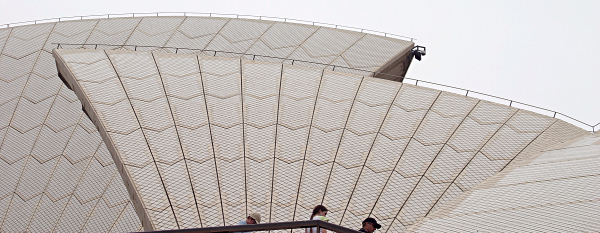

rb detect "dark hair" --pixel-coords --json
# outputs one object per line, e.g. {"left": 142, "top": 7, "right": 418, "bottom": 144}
{"left": 310, "top": 205, "right": 328, "bottom": 220}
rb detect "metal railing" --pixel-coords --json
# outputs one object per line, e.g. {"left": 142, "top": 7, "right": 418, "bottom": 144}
{"left": 1, "top": 12, "right": 415, "bottom": 41}
{"left": 52, "top": 43, "right": 599, "bottom": 133}
{"left": 156, "top": 220, "right": 360, "bottom": 233}
{"left": 53, "top": 43, "right": 385, "bottom": 75}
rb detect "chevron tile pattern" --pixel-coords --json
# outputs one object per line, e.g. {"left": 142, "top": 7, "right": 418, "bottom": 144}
{"left": 0, "top": 16, "right": 595, "bottom": 232}
{"left": 51, "top": 48, "right": 591, "bottom": 232}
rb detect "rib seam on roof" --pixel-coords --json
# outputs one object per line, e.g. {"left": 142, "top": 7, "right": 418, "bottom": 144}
{"left": 50, "top": 139, "right": 97, "bottom": 231}
{"left": 196, "top": 54, "right": 226, "bottom": 226}
{"left": 241, "top": 21, "right": 276, "bottom": 57}
{"left": 0, "top": 22, "right": 58, "bottom": 229}
{"left": 27, "top": 106, "right": 97, "bottom": 230}
{"left": 423, "top": 108, "right": 520, "bottom": 219}
{"left": 152, "top": 52, "right": 203, "bottom": 227}
{"left": 291, "top": 68, "right": 326, "bottom": 221}
{"left": 120, "top": 18, "right": 143, "bottom": 47}
{"left": 239, "top": 58, "right": 249, "bottom": 219}
{"left": 78, "top": 169, "right": 120, "bottom": 231}
{"left": 384, "top": 99, "right": 481, "bottom": 232}
{"left": 325, "top": 33, "right": 367, "bottom": 68}
{"left": 267, "top": 63, "right": 284, "bottom": 223}
{"left": 107, "top": 199, "right": 133, "bottom": 231}
{"left": 320, "top": 76, "right": 365, "bottom": 207}
{"left": 367, "top": 89, "right": 442, "bottom": 218}
{"left": 500, "top": 118, "right": 558, "bottom": 172}
{"left": 159, "top": 16, "right": 188, "bottom": 49}
{"left": 105, "top": 50, "right": 179, "bottom": 230}
{"left": 80, "top": 19, "right": 100, "bottom": 45}
{"left": 282, "top": 26, "right": 319, "bottom": 61}
{"left": 339, "top": 80, "right": 404, "bottom": 224}
{"left": 200, "top": 18, "right": 231, "bottom": 52}
{"left": 0, "top": 27, "right": 13, "bottom": 55}
{"left": 0, "top": 22, "right": 57, "bottom": 158}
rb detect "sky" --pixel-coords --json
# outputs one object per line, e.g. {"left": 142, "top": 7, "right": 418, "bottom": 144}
{"left": 1, "top": 0, "right": 598, "bottom": 131}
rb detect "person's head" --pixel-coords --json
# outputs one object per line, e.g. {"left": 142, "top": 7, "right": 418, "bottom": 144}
{"left": 246, "top": 212, "right": 261, "bottom": 224}
{"left": 362, "top": 218, "right": 381, "bottom": 233}
{"left": 310, "top": 205, "right": 328, "bottom": 219}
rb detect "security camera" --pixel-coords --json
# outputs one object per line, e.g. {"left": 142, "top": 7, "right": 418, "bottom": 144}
{"left": 412, "top": 46, "right": 426, "bottom": 61}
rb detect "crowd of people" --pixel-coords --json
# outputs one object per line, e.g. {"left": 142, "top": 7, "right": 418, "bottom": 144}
{"left": 235, "top": 205, "right": 381, "bottom": 233}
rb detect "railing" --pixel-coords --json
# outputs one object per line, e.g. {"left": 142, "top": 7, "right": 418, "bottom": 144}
{"left": 155, "top": 220, "right": 360, "bottom": 233}
{"left": 52, "top": 43, "right": 599, "bottom": 133}
{"left": 53, "top": 43, "right": 383, "bottom": 75}
{"left": 1, "top": 12, "right": 416, "bottom": 41}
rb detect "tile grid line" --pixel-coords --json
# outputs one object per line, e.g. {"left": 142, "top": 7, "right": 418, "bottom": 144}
{"left": 421, "top": 108, "right": 520, "bottom": 219}
{"left": 384, "top": 98, "right": 482, "bottom": 232}
{"left": 16, "top": 81, "right": 68, "bottom": 191}
{"left": 107, "top": 198, "right": 135, "bottom": 231}
{"left": 64, "top": 23, "right": 129, "bottom": 231}
{"left": 0, "top": 27, "right": 13, "bottom": 56}
{"left": 52, "top": 28, "right": 131, "bottom": 229}
{"left": 158, "top": 16, "right": 187, "bottom": 49}
{"left": 282, "top": 27, "right": 320, "bottom": 61}
{"left": 387, "top": 98, "right": 483, "bottom": 230}
{"left": 26, "top": 116, "right": 90, "bottom": 230}
{"left": 0, "top": 26, "right": 14, "bottom": 150}
{"left": 0, "top": 156, "right": 32, "bottom": 229}
{"left": 239, "top": 58, "right": 249, "bottom": 220}
{"left": 104, "top": 50, "right": 180, "bottom": 230}
{"left": 21, "top": 159, "right": 62, "bottom": 230}
{"left": 22, "top": 21, "right": 104, "bottom": 226}
{"left": 78, "top": 169, "right": 120, "bottom": 231}
{"left": 422, "top": 197, "right": 600, "bottom": 224}
{"left": 291, "top": 68, "right": 326, "bottom": 221}
{"left": 26, "top": 110, "right": 99, "bottom": 230}
{"left": 484, "top": 173, "right": 600, "bottom": 189}
{"left": 151, "top": 52, "right": 203, "bottom": 227}
{"left": 366, "top": 89, "right": 443, "bottom": 218}
{"left": 338, "top": 81, "right": 404, "bottom": 224}
{"left": 0, "top": 22, "right": 57, "bottom": 160}
{"left": 0, "top": 13, "right": 417, "bottom": 41}
{"left": 120, "top": 18, "right": 144, "bottom": 47}
{"left": 240, "top": 21, "right": 276, "bottom": 57}
{"left": 0, "top": 22, "right": 59, "bottom": 229}
{"left": 195, "top": 55, "right": 226, "bottom": 226}
{"left": 200, "top": 19, "right": 231, "bottom": 52}
{"left": 49, "top": 127, "right": 97, "bottom": 231}
{"left": 267, "top": 63, "right": 285, "bottom": 223}
{"left": 80, "top": 19, "right": 101, "bottom": 45}
{"left": 56, "top": 42, "right": 598, "bottom": 132}
{"left": 320, "top": 75, "right": 365, "bottom": 206}
{"left": 325, "top": 33, "right": 367, "bottom": 68}
{"left": 499, "top": 118, "right": 559, "bottom": 172}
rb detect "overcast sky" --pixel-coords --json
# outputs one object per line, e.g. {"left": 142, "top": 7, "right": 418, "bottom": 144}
{"left": 1, "top": 0, "right": 598, "bottom": 131}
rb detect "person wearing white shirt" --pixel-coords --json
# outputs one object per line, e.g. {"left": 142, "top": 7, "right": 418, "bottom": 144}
{"left": 307, "top": 205, "right": 328, "bottom": 233}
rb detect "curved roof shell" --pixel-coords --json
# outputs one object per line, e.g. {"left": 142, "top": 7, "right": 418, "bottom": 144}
{"left": 409, "top": 133, "right": 600, "bottom": 232}
{"left": 0, "top": 16, "right": 413, "bottom": 232}
{"left": 0, "top": 15, "right": 597, "bottom": 232}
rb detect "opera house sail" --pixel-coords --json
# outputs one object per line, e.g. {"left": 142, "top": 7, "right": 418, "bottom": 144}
{"left": 0, "top": 14, "right": 598, "bottom": 232}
